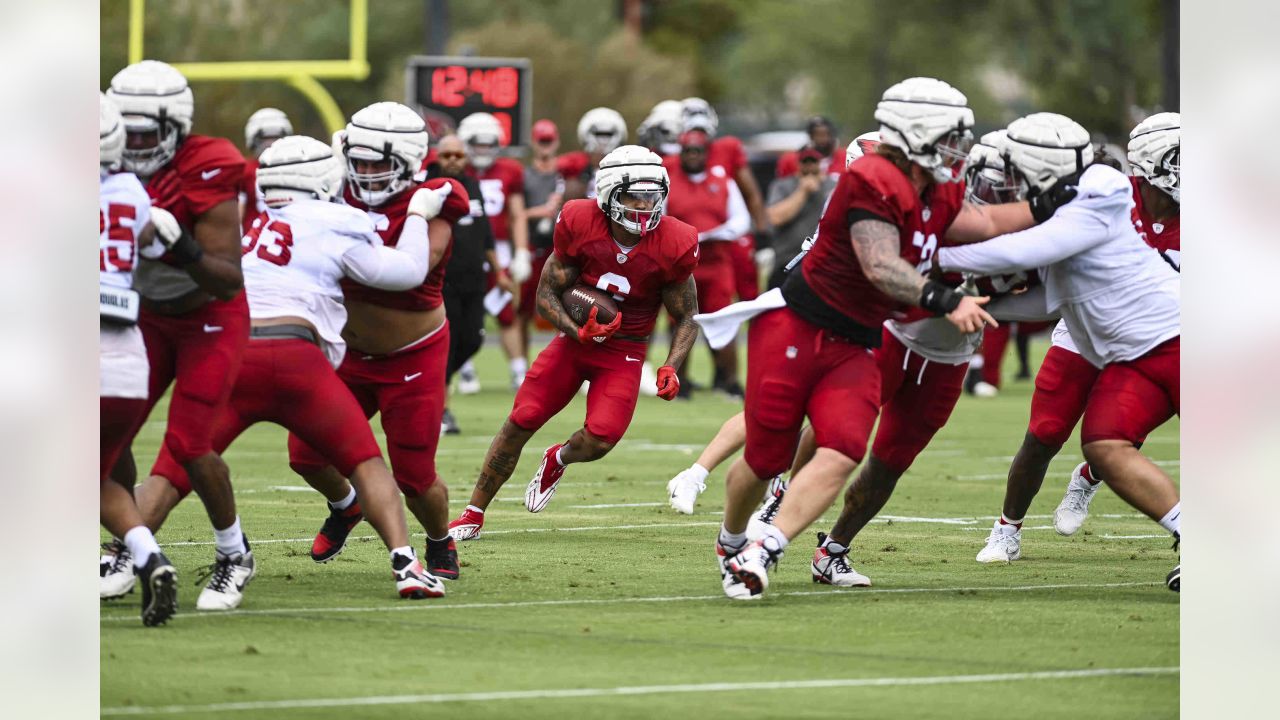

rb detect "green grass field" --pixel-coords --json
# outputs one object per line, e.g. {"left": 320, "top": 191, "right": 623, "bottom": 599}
{"left": 101, "top": 338, "right": 1179, "bottom": 718}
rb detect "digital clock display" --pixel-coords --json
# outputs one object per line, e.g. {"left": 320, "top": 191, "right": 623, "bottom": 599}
{"left": 406, "top": 56, "right": 532, "bottom": 146}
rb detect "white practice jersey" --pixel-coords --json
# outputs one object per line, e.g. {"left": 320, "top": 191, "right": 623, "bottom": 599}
{"left": 100, "top": 171, "right": 152, "bottom": 290}
{"left": 937, "top": 165, "right": 1179, "bottom": 368}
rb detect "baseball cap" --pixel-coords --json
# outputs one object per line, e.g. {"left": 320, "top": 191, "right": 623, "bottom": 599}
{"left": 532, "top": 119, "right": 559, "bottom": 142}
{"left": 797, "top": 146, "right": 825, "bottom": 163}
{"left": 679, "top": 128, "right": 710, "bottom": 149}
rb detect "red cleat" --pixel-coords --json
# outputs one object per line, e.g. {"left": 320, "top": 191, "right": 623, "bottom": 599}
{"left": 523, "top": 443, "right": 567, "bottom": 513}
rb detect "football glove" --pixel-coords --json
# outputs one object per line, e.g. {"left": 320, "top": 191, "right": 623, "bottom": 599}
{"left": 576, "top": 305, "right": 621, "bottom": 344}
{"left": 140, "top": 207, "right": 202, "bottom": 265}
{"left": 655, "top": 365, "right": 680, "bottom": 401}
{"left": 408, "top": 183, "right": 453, "bottom": 220}
{"left": 509, "top": 247, "right": 533, "bottom": 283}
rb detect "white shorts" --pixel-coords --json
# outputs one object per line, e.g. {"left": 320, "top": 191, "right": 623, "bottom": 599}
{"left": 100, "top": 324, "right": 149, "bottom": 400}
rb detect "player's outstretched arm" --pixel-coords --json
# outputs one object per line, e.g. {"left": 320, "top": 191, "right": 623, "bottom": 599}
{"left": 534, "top": 251, "right": 583, "bottom": 336}
{"left": 660, "top": 275, "right": 700, "bottom": 369}
{"left": 945, "top": 201, "right": 1035, "bottom": 244}
{"left": 187, "top": 199, "right": 245, "bottom": 300}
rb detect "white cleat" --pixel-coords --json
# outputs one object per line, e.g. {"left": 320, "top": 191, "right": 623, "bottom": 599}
{"left": 716, "top": 543, "right": 755, "bottom": 601}
{"left": 746, "top": 475, "right": 786, "bottom": 540}
{"left": 725, "top": 540, "right": 783, "bottom": 599}
{"left": 393, "top": 556, "right": 446, "bottom": 599}
{"left": 811, "top": 533, "right": 871, "bottom": 587}
{"left": 976, "top": 526, "right": 1022, "bottom": 564}
{"left": 100, "top": 542, "right": 136, "bottom": 600}
{"left": 523, "top": 444, "right": 567, "bottom": 513}
{"left": 457, "top": 363, "right": 481, "bottom": 395}
{"left": 972, "top": 381, "right": 999, "bottom": 398}
{"left": 196, "top": 551, "right": 256, "bottom": 611}
{"left": 666, "top": 468, "right": 706, "bottom": 515}
{"left": 1054, "top": 462, "right": 1100, "bottom": 536}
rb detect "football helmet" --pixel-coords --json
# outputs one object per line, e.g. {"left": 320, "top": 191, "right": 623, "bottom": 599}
{"left": 245, "top": 108, "right": 293, "bottom": 157}
{"left": 1002, "top": 112, "right": 1093, "bottom": 197}
{"left": 638, "top": 100, "right": 683, "bottom": 151}
{"left": 964, "top": 130, "right": 1019, "bottom": 205}
{"left": 100, "top": 93, "right": 125, "bottom": 172}
{"left": 1128, "top": 112, "right": 1180, "bottom": 203}
{"left": 106, "top": 60, "right": 194, "bottom": 177}
{"left": 256, "top": 135, "right": 344, "bottom": 207}
{"left": 342, "top": 102, "right": 429, "bottom": 207}
{"left": 874, "top": 77, "right": 974, "bottom": 184}
{"left": 681, "top": 97, "right": 719, "bottom": 137}
{"left": 577, "top": 107, "right": 628, "bottom": 155}
{"left": 457, "top": 112, "right": 505, "bottom": 170}
{"left": 595, "top": 145, "right": 669, "bottom": 235}
{"left": 844, "top": 131, "right": 882, "bottom": 169}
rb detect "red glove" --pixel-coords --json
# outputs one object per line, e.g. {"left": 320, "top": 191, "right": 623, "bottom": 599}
{"left": 655, "top": 365, "right": 680, "bottom": 400}
{"left": 576, "top": 305, "right": 622, "bottom": 344}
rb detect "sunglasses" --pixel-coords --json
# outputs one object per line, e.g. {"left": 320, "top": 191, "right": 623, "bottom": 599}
{"left": 437, "top": 152, "right": 466, "bottom": 160}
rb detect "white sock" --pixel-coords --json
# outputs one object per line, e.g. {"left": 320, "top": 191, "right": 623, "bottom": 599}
{"left": 687, "top": 463, "right": 710, "bottom": 483}
{"left": 390, "top": 546, "right": 416, "bottom": 564}
{"left": 214, "top": 517, "right": 246, "bottom": 557}
{"left": 510, "top": 357, "right": 528, "bottom": 376}
{"left": 820, "top": 534, "right": 848, "bottom": 555}
{"left": 124, "top": 526, "right": 161, "bottom": 570}
{"left": 1158, "top": 503, "right": 1181, "bottom": 535}
{"left": 997, "top": 514, "right": 1022, "bottom": 533}
{"left": 718, "top": 526, "right": 747, "bottom": 550}
{"left": 555, "top": 445, "right": 567, "bottom": 466}
{"left": 460, "top": 360, "right": 476, "bottom": 376}
{"left": 466, "top": 504, "right": 485, "bottom": 515}
{"left": 329, "top": 486, "right": 357, "bottom": 511}
{"left": 760, "top": 524, "right": 789, "bottom": 554}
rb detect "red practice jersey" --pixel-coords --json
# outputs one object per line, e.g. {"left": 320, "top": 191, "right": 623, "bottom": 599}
{"left": 1129, "top": 176, "right": 1180, "bottom": 258}
{"left": 663, "top": 159, "right": 732, "bottom": 232}
{"left": 802, "top": 153, "right": 964, "bottom": 328}
{"left": 707, "top": 136, "right": 748, "bottom": 177}
{"left": 239, "top": 157, "right": 262, "bottom": 238}
{"left": 468, "top": 157, "right": 525, "bottom": 241}
{"left": 145, "top": 135, "right": 246, "bottom": 230}
{"left": 338, "top": 177, "right": 471, "bottom": 312}
{"left": 552, "top": 199, "right": 699, "bottom": 338}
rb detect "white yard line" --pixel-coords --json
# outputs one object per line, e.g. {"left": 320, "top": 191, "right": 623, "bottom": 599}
{"left": 100, "top": 581, "right": 1159, "bottom": 624}
{"left": 100, "top": 666, "right": 1177, "bottom": 715}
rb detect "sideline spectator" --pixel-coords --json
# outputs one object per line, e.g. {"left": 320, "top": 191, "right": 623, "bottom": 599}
{"left": 762, "top": 147, "right": 836, "bottom": 288}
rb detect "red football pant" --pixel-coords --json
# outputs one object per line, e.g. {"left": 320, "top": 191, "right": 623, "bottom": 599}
{"left": 518, "top": 248, "right": 551, "bottom": 320}
{"left": 1081, "top": 337, "right": 1180, "bottom": 444}
{"left": 508, "top": 335, "right": 645, "bottom": 445}
{"left": 870, "top": 330, "right": 968, "bottom": 474}
{"left": 742, "top": 308, "right": 881, "bottom": 478}
{"left": 693, "top": 241, "right": 736, "bottom": 314}
{"left": 730, "top": 234, "right": 759, "bottom": 301}
{"left": 138, "top": 294, "right": 249, "bottom": 465}
{"left": 288, "top": 324, "right": 449, "bottom": 497}
{"left": 1027, "top": 344, "right": 1101, "bottom": 447}
{"left": 980, "top": 324, "right": 1012, "bottom": 387}
{"left": 101, "top": 397, "right": 147, "bottom": 483}
{"left": 154, "top": 338, "right": 383, "bottom": 497}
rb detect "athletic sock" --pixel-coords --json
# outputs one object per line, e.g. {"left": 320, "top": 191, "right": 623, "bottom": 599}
{"left": 555, "top": 445, "right": 567, "bottom": 466}
{"left": 1080, "top": 463, "right": 1103, "bottom": 486}
{"left": 214, "top": 517, "right": 247, "bottom": 557}
{"left": 1158, "top": 503, "right": 1181, "bottom": 535}
{"left": 760, "top": 525, "right": 789, "bottom": 554}
{"left": 510, "top": 357, "right": 528, "bottom": 376}
{"left": 997, "top": 514, "right": 1023, "bottom": 532}
{"left": 820, "top": 534, "right": 848, "bottom": 555}
{"left": 329, "top": 486, "right": 357, "bottom": 511}
{"left": 718, "top": 526, "right": 747, "bottom": 551}
{"left": 390, "top": 546, "right": 416, "bottom": 565}
{"left": 465, "top": 504, "right": 486, "bottom": 516}
{"left": 124, "top": 526, "right": 161, "bottom": 570}
{"left": 687, "top": 463, "right": 710, "bottom": 483}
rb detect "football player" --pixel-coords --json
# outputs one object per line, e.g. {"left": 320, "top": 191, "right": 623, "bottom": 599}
{"left": 970, "top": 113, "right": 1181, "bottom": 565}
{"left": 458, "top": 112, "right": 533, "bottom": 388}
{"left": 103, "top": 60, "right": 250, "bottom": 605}
{"left": 448, "top": 145, "right": 700, "bottom": 540}
{"left": 718, "top": 78, "right": 1077, "bottom": 600}
{"left": 98, "top": 93, "right": 178, "bottom": 626}
{"left": 239, "top": 108, "right": 293, "bottom": 236}
{"left": 130, "top": 136, "right": 455, "bottom": 606}
{"left": 935, "top": 112, "right": 1181, "bottom": 590}
{"left": 557, "top": 107, "right": 628, "bottom": 201}
{"left": 637, "top": 100, "right": 683, "bottom": 157}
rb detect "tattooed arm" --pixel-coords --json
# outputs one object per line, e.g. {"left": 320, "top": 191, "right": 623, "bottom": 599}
{"left": 535, "top": 251, "right": 583, "bottom": 336}
{"left": 850, "top": 218, "right": 927, "bottom": 304}
{"left": 660, "top": 275, "right": 700, "bottom": 368}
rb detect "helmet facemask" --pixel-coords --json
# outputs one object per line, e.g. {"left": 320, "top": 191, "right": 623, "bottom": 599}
{"left": 608, "top": 180, "right": 667, "bottom": 236}
{"left": 344, "top": 143, "right": 412, "bottom": 206}
{"left": 121, "top": 112, "right": 182, "bottom": 177}
{"left": 1150, "top": 146, "right": 1180, "bottom": 203}
{"left": 466, "top": 135, "right": 500, "bottom": 171}
{"left": 922, "top": 127, "right": 974, "bottom": 184}
{"left": 965, "top": 160, "right": 1020, "bottom": 206}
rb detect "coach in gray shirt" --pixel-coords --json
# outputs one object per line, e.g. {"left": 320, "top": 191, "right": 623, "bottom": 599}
{"left": 764, "top": 146, "right": 837, "bottom": 289}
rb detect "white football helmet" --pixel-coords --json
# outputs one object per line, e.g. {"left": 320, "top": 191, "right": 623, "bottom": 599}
{"left": 1002, "top": 113, "right": 1093, "bottom": 197}
{"left": 342, "top": 102, "right": 429, "bottom": 207}
{"left": 100, "top": 93, "right": 125, "bottom": 172}
{"left": 874, "top": 77, "right": 974, "bottom": 184}
{"left": 595, "top": 145, "right": 669, "bottom": 235}
{"left": 256, "top": 135, "right": 344, "bottom": 207}
{"left": 964, "top": 130, "right": 1019, "bottom": 205}
{"left": 106, "top": 60, "right": 194, "bottom": 177}
{"left": 1128, "top": 112, "right": 1179, "bottom": 203}
{"left": 681, "top": 97, "right": 719, "bottom": 137}
{"left": 844, "top": 131, "right": 882, "bottom": 169}
{"left": 245, "top": 108, "right": 293, "bottom": 157}
{"left": 457, "top": 112, "right": 505, "bottom": 170}
{"left": 577, "top": 107, "right": 628, "bottom": 155}
{"left": 638, "top": 100, "right": 683, "bottom": 151}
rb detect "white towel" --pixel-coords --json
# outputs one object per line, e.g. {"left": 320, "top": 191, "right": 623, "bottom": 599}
{"left": 693, "top": 287, "right": 787, "bottom": 350}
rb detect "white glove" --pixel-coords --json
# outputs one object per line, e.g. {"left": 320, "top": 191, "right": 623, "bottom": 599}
{"left": 754, "top": 247, "right": 776, "bottom": 275}
{"left": 139, "top": 207, "right": 183, "bottom": 260}
{"left": 509, "top": 247, "right": 533, "bottom": 283}
{"left": 408, "top": 184, "right": 453, "bottom": 220}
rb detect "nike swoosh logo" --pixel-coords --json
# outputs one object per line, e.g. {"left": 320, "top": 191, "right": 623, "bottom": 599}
{"left": 203, "top": 324, "right": 223, "bottom": 333}
{"left": 404, "top": 372, "right": 423, "bottom": 382}
{"left": 201, "top": 168, "right": 222, "bottom": 181}
{"left": 625, "top": 356, "right": 641, "bottom": 362}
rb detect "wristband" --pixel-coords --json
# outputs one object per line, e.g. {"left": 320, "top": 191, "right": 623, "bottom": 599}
{"left": 920, "top": 280, "right": 963, "bottom": 316}
{"left": 170, "top": 229, "right": 204, "bottom": 266}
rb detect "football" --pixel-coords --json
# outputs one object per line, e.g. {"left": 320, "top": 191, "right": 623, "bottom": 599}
{"left": 561, "top": 284, "right": 619, "bottom": 326}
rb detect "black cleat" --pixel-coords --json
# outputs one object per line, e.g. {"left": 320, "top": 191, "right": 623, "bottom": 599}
{"left": 1166, "top": 564, "right": 1180, "bottom": 593}
{"left": 311, "top": 500, "right": 363, "bottom": 563}
{"left": 425, "top": 537, "right": 460, "bottom": 581}
{"left": 137, "top": 551, "right": 178, "bottom": 627}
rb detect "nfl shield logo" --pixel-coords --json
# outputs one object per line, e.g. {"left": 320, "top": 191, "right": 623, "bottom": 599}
{"left": 922, "top": 208, "right": 932, "bottom": 223}
{"left": 616, "top": 252, "right": 628, "bottom": 264}
{"left": 1152, "top": 222, "right": 1164, "bottom": 234}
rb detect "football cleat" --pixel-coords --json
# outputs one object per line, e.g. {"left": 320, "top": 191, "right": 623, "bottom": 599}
{"left": 976, "top": 525, "right": 1022, "bottom": 563}
{"left": 811, "top": 532, "right": 871, "bottom": 587}
{"left": 425, "top": 537, "right": 460, "bottom": 581}
{"left": 441, "top": 407, "right": 461, "bottom": 435}
{"left": 100, "top": 540, "right": 135, "bottom": 600}
{"left": 310, "top": 500, "right": 364, "bottom": 563}
{"left": 195, "top": 551, "right": 256, "bottom": 611}
{"left": 972, "top": 381, "right": 999, "bottom": 398}
{"left": 456, "top": 363, "right": 481, "bottom": 395}
{"left": 137, "top": 551, "right": 178, "bottom": 627}
{"left": 393, "top": 554, "right": 445, "bottom": 599}
{"left": 448, "top": 507, "right": 485, "bottom": 541}
{"left": 725, "top": 539, "right": 784, "bottom": 599}
{"left": 1053, "top": 463, "right": 1099, "bottom": 536}
{"left": 716, "top": 542, "right": 754, "bottom": 601}
{"left": 524, "top": 443, "right": 567, "bottom": 513}
{"left": 1166, "top": 563, "right": 1180, "bottom": 593}
{"left": 666, "top": 468, "right": 706, "bottom": 515}
{"left": 746, "top": 475, "right": 787, "bottom": 540}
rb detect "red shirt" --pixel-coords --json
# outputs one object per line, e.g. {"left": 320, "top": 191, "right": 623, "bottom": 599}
{"left": 338, "top": 177, "right": 471, "bottom": 312}
{"left": 707, "top": 136, "right": 748, "bottom": 177}
{"left": 801, "top": 153, "right": 964, "bottom": 328}
{"left": 663, "top": 159, "right": 731, "bottom": 233}
{"left": 145, "top": 134, "right": 246, "bottom": 231}
{"left": 775, "top": 144, "right": 846, "bottom": 179}
{"left": 556, "top": 151, "right": 591, "bottom": 182}
{"left": 467, "top": 157, "right": 525, "bottom": 241}
{"left": 1129, "top": 176, "right": 1180, "bottom": 256}
{"left": 552, "top": 199, "right": 699, "bottom": 338}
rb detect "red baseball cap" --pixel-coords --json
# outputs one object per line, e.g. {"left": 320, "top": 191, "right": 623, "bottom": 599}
{"left": 679, "top": 128, "right": 710, "bottom": 149}
{"left": 797, "top": 146, "right": 825, "bottom": 163}
{"left": 532, "top": 119, "right": 559, "bottom": 142}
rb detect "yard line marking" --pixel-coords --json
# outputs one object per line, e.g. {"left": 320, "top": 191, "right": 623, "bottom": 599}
{"left": 1102, "top": 534, "right": 1167, "bottom": 539}
{"left": 99, "top": 666, "right": 1178, "bottom": 715}
{"left": 566, "top": 502, "right": 668, "bottom": 509}
{"left": 100, "top": 581, "right": 1158, "bottom": 623}
{"left": 878, "top": 515, "right": 978, "bottom": 525}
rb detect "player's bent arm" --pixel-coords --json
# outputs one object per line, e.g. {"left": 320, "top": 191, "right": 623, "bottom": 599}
{"left": 945, "top": 202, "right": 1035, "bottom": 244}
{"left": 660, "top": 275, "right": 700, "bottom": 368}
{"left": 535, "top": 251, "right": 583, "bottom": 336}
{"left": 766, "top": 185, "right": 809, "bottom": 228}
{"left": 937, "top": 209, "right": 1109, "bottom": 276}
{"left": 188, "top": 199, "right": 245, "bottom": 300}
{"left": 850, "top": 218, "right": 926, "bottom": 304}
